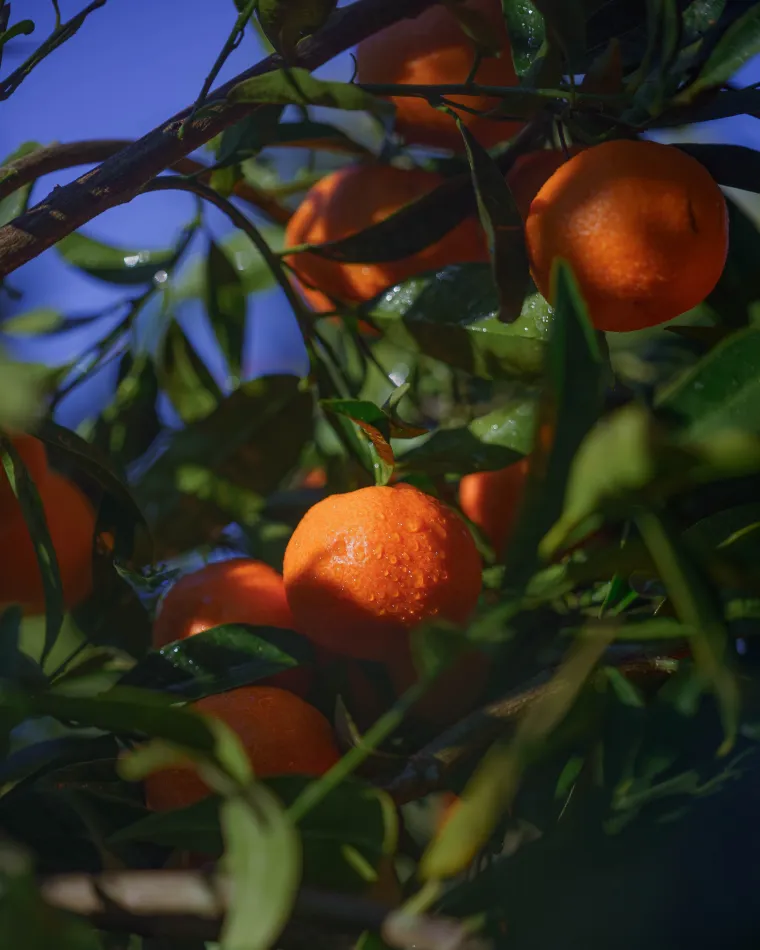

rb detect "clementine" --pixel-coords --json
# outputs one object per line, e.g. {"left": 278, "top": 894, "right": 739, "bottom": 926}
{"left": 0, "top": 471, "right": 94, "bottom": 614}
{"left": 0, "top": 434, "right": 48, "bottom": 523}
{"left": 145, "top": 685, "right": 340, "bottom": 811}
{"left": 356, "top": 0, "right": 521, "bottom": 151}
{"left": 283, "top": 484, "right": 482, "bottom": 662}
{"left": 153, "top": 558, "right": 312, "bottom": 698}
{"left": 525, "top": 139, "right": 729, "bottom": 332}
{"left": 285, "top": 163, "right": 487, "bottom": 312}
{"left": 459, "top": 457, "right": 529, "bottom": 559}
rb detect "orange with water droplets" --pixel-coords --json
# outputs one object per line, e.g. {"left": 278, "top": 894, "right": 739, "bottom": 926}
{"left": 525, "top": 139, "right": 729, "bottom": 332}
{"left": 0, "top": 433, "right": 48, "bottom": 523}
{"left": 459, "top": 457, "right": 529, "bottom": 559}
{"left": 145, "top": 685, "right": 340, "bottom": 811}
{"left": 356, "top": 0, "right": 521, "bottom": 151}
{"left": 0, "top": 471, "right": 95, "bottom": 615}
{"left": 153, "top": 558, "right": 312, "bottom": 698}
{"left": 283, "top": 484, "right": 482, "bottom": 662}
{"left": 285, "top": 164, "right": 487, "bottom": 313}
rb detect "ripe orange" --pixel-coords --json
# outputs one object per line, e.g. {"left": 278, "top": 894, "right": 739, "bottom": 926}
{"left": 387, "top": 644, "right": 490, "bottom": 726}
{"left": 506, "top": 147, "right": 584, "bottom": 220}
{"left": 152, "top": 558, "right": 312, "bottom": 698}
{"left": 283, "top": 484, "right": 482, "bottom": 662}
{"left": 525, "top": 139, "right": 729, "bottom": 332}
{"left": 459, "top": 457, "right": 529, "bottom": 559}
{"left": 0, "top": 471, "right": 94, "bottom": 614}
{"left": 145, "top": 685, "right": 340, "bottom": 811}
{"left": 0, "top": 434, "right": 48, "bottom": 522}
{"left": 285, "top": 164, "right": 487, "bottom": 312}
{"left": 356, "top": 0, "right": 521, "bottom": 151}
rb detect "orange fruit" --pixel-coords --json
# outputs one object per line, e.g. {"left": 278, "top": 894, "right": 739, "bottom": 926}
{"left": 283, "top": 484, "right": 482, "bottom": 662}
{"left": 153, "top": 558, "right": 312, "bottom": 698}
{"left": 506, "top": 147, "right": 584, "bottom": 220}
{"left": 285, "top": 164, "right": 487, "bottom": 312}
{"left": 356, "top": 0, "right": 521, "bottom": 151}
{"left": 0, "top": 434, "right": 48, "bottom": 523}
{"left": 0, "top": 471, "right": 94, "bottom": 614}
{"left": 525, "top": 139, "right": 729, "bottom": 332}
{"left": 459, "top": 457, "right": 529, "bottom": 559}
{"left": 387, "top": 644, "right": 490, "bottom": 726}
{"left": 145, "top": 685, "right": 340, "bottom": 811}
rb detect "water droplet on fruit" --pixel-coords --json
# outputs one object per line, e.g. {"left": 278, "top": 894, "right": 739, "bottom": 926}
{"left": 408, "top": 519, "right": 421, "bottom": 532}
{"left": 389, "top": 554, "right": 398, "bottom": 564}
{"left": 413, "top": 571, "right": 425, "bottom": 588}
{"left": 390, "top": 531, "right": 400, "bottom": 542}
{"left": 374, "top": 544, "right": 384, "bottom": 557}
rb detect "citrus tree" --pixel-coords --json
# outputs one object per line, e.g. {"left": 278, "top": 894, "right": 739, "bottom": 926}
{"left": 1, "top": 1, "right": 760, "bottom": 948}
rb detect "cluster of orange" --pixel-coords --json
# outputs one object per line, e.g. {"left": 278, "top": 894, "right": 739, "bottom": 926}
{"left": 285, "top": 0, "right": 728, "bottom": 335}
{"left": 0, "top": 435, "right": 95, "bottom": 615}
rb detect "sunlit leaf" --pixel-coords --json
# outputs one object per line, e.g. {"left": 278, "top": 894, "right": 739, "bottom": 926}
{"left": 56, "top": 232, "right": 176, "bottom": 286}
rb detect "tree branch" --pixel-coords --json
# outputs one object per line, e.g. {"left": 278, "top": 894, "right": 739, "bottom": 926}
{"left": 0, "top": 139, "right": 293, "bottom": 225}
{"left": 0, "top": 0, "right": 439, "bottom": 279}
{"left": 39, "top": 872, "right": 490, "bottom": 950}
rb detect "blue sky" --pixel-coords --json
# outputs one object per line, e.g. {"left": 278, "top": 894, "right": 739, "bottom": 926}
{"left": 2, "top": 1, "right": 759, "bottom": 428}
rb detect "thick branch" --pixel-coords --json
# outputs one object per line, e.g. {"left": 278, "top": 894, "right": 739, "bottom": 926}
{"left": 0, "top": 0, "right": 439, "bottom": 278}
{"left": 40, "top": 872, "right": 490, "bottom": 950}
{"left": 0, "top": 139, "right": 292, "bottom": 224}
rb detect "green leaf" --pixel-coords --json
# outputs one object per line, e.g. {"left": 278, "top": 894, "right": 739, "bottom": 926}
{"left": 119, "top": 622, "right": 314, "bottom": 699}
{"left": 0, "top": 20, "right": 35, "bottom": 48}
{"left": 704, "top": 197, "right": 760, "bottom": 326}
{"left": 503, "top": 260, "right": 605, "bottom": 588}
{"left": 158, "top": 320, "right": 223, "bottom": 423}
{"left": 0, "top": 142, "right": 42, "bottom": 228}
{"left": 216, "top": 105, "right": 285, "bottom": 166}
{"left": 92, "top": 354, "right": 161, "bottom": 468}
{"left": 135, "top": 375, "right": 313, "bottom": 559}
{"left": 0, "top": 355, "right": 47, "bottom": 432}
{"left": 456, "top": 119, "right": 529, "bottom": 325}
{"left": 682, "top": 0, "right": 727, "bottom": 46}
{"left": 112, "top": 774, "right": 397, "bottom": 892}
{"left": 56, "top": 232, "right": 176, "bottom": 286}
{"left": 636, "top": 511, "right": 739, "bottom": 755}
{"left": 364, "top": 264, "right": 551, "bottom": 381}
{"left": 321, "top": 399, "right": 400, "bottom": 486}
{"left": 220, "top": 783, "right": 299, "bottom": 950}
{"left": 675, "top": 143, "right": 760, "bottom": 193}
{"left": 656, "top": 326, "right": 760, "bottom": 439}
{"left": 218, "top": 114, "right": 369, "bottom": 165}
{"left": 0, "top": 434, "right": 64, "bottom": 666}
{"left": 678, "top": 3, "right": 760, "bottom": 101}
{"left": 399, "top": 396, "right": 536, "bottom": 476}
{"left": 533, "top": 0, "right": 586, "bottom": 67}
{"left": 206, "top": 239, "right": 247, "bottom": 383}
{"left": 171, "top": 228, "right": 281, "bottom": 303}
{"left": 0, "top": 308, "right": 62, "bottom": 336}
{"left": 229, "top": 68, "right": 392, "bottom": 119}
{"left": 501, "top": 0, "right": 546, "bottom": 76}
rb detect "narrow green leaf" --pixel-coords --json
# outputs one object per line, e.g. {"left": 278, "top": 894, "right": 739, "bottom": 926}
{"left": 158, "top": 320, "right": 223, "bottom": 423}
{"left": 678, "top": 3, "right": 760, "bottom": 100}
{"left": 503, "top": 260, "right": 605, "bottom": 588}
{"left": 0, "top": 20, "right": 35, "bottom": 48}
{"left": 456, "top": 118, "right": 529, "bottom": 324}
{"left": 0, "top": 308, "right": 62, "bottom": 336}
{"left": 56, "top": 232, "right": 176, "bottom": 286}
{"left": 216, "top": 105, "right": 285, "bottom": 166}
{"left": 0, "top": 434, "right": 64, "bottom": 666}
{"left": 501, "top": 0, "right": 547, "bottom": 77}
{"left": 93, "top": 354, "right": 161, "bottom": 468}
{"left": 206, "top": 239, "right": 247, "bottom": 383}
{"left": 636, "top": 510, "right": 739, "bottom": 754}
{"left": 220, "top": 785, "right": 300, "bottom": 950}
{"left": 229, "top": 67, "right": 392, "bottom": 119}
{"left": 0, "top": 141, "right": 42, "bottom": 228}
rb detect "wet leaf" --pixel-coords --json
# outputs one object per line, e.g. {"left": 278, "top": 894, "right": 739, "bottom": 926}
{"left": 364, "top": 264, "right": 551, "bottom": 381}
{"left": 322, "top": 399, "right": 399, "bottom": 485}
{"left": 677, "top": 3, "right": 760, "bottom": 100}
{"left": 502, "top": 0, "right": 547, "bottom": 77}
{"left": 456, "top": 118, "right": 529, "bottom": 324}
{"left": 56, "top": 232, "right": 176, "bottom": 286}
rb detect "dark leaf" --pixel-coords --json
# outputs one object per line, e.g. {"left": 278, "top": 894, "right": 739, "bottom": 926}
{"left": 501, "top": 0, "right": 547, "bottom": 77}
{"left": 677, "top": 2, "right": 760, "bottom": 100}
{"left": 92, "top": 354, "right": 161, "bottom": 468}
{"left": 135, "top": 375, "right": 313, "bottom": 558}
{"left": 215, "top": 105, "right": 285, "bottom": 166}
{"left": 533, "top": 0, "right": 587, "bottom": 67}
{"left": 704, "top": 197, "right": 760, "bottom": 327}
{"left": 0, "top": 434, "right": 64, "bottom": 665}
{"left": 321, "top": 399, "right": 398, "bottom": 486}
{"left": 206, "top": 239, "right": 247, "bottom": 383}
{"left": 503, "top": 260, "right": 605, "bottom": 588}
{"left": 364, "top": 264, "right": 551, "bottom": 381}
{"left": 676, "top": 143, "right": 760, "bottom": 193}
{"left": 229, "top": 68, "right": 392, "bottom": 119}
{"left": 158, "top": 320, "right": 223, "bottom": 423}
{"left": 456, "top": 118, "right": 530, "bottom": 324}
{"left": 119, "top": 622, "right": 315, "bottom": 699}
{"left": 56, "top": 232, "right": 176, "bottom": 286}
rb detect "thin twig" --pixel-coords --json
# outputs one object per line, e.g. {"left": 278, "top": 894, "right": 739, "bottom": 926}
{"left": 0, "top": 0, "right": 107, "bottom": 100}
{"left": 0, "top": 0, "right": 440, "bottom": 278}
{"left": 0, "top": 140, "right": 292, "bottom": 225}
